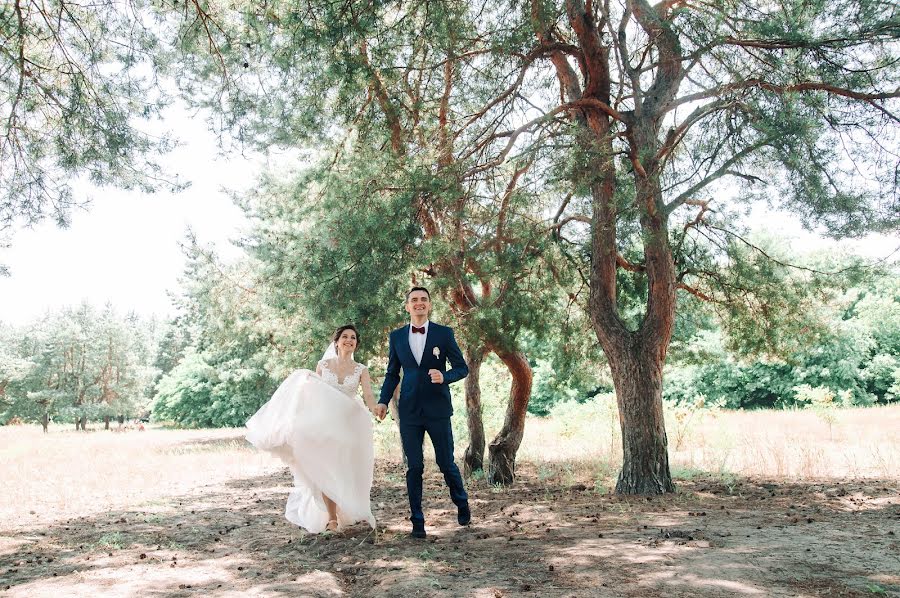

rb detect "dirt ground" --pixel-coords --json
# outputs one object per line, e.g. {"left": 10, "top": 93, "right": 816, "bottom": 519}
{"left": 1, "top": 430, "right": 898, "bottom": 597}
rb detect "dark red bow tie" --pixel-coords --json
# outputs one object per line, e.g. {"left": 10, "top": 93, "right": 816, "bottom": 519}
{"left": 411, "top": 326, "right": 426, "bottom": 334}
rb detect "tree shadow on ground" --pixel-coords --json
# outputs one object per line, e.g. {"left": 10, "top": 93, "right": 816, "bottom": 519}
{"left": 0, "top": 462, "right": 897, "bottom": 597}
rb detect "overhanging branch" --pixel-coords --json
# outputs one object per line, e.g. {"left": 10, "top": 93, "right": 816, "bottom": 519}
{"left": 673, "top": 79, "right": 900, "bottom": 108}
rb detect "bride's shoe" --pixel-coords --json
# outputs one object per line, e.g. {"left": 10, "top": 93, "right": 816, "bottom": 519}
{"left": 325, "top": 519, "right": 339, "bottom": 532}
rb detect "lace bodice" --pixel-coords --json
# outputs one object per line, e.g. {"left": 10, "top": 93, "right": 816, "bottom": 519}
{"left": 318, "top": 359, "right": 365, "bottom": 397}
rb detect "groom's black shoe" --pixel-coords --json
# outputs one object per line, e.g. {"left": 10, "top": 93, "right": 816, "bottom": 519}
{"left": 457, "top": 502, "right": 471, "bottom": 526}
{"left": 410, "top": 521, "right": 426, "bottom": 539}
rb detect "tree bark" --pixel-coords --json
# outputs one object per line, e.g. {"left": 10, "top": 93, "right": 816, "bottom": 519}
{"left": 487, "top": 349, "right": 532, "bottom": 485}
{"left": 103, "top": 416, "right": 110, "bottom": 430}
{"left": 462, "top": 345, "right": 487, "bottom": 476}
{"left": 41, "top": 412, "right": 49, "bottom": 433}
{"left": 609, "top": 341, "right": 675, "bottom": 494}
{"left": 589, "top": 176, "right": 677, "bottom": 495}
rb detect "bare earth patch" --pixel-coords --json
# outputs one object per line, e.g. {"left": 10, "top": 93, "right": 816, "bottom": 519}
{"left": 0, "top": 427, "right": 898, "bottom": 597}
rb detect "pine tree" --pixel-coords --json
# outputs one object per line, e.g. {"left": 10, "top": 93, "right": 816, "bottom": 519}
{"left": 169, "top": 0, "right": 898, "bottom": 492}
{"left": 1, "top": 0, "right": 188, "bottom": 238}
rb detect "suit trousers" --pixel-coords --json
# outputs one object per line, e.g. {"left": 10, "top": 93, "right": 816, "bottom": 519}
{"left": 399, "top": 417, "right": 468, "bottom": 524}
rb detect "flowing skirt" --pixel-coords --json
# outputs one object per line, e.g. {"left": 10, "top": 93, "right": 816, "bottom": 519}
{"left": 245, "top": 369, "right": 375, "bottom": 533}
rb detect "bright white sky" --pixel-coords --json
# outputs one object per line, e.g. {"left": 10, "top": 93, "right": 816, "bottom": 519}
{"left": 0, "top": 103, "right": 259, "bottom": 325}
{"left": 0, "top": 103, "right": 896, "bottom": 327}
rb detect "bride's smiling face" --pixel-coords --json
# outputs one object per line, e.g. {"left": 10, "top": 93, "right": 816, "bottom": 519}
{"left": 336, "top": 329, "right": 358, "bottom": 353}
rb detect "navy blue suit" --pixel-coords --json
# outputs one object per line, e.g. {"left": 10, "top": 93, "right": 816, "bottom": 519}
{"left": 379, "top": 323, "right": 469, "bottom": 524}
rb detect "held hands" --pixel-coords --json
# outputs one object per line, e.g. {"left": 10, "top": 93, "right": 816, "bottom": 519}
{"left": 374, "top": 371, "right": 443, "bottom": 421}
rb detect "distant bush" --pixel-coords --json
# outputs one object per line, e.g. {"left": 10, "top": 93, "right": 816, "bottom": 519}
{"left": 151, "top": 349, "right": 277, "bottom": 428}
{"left": 663, "top": 283, "right": 899, "bottom": 409}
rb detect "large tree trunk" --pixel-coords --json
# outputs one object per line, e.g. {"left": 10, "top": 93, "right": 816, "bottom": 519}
{"left": 589, "top": 194, "right": 677, "bottom": 494}
{"left": 462, "top": 345, "right": 486, "bottom": 476}
{"left": 487, "top": 349, "right": 532, "bottom": 485}
{"left": 536, "top": 0, "right": 683, "bottom": 495}
{"left": 103, "top": 416, "right": 110, "bottom": 430}
{"left": 609, "top": 342, "right": 675, "bottom": 494}
{"left": 590, "top": 171, "right": 677, "bottom": 493}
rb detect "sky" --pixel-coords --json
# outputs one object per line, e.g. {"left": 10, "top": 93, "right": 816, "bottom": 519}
{"left": 0, "top": 104, "right": 260, "bottom": 325}
{"left": 0, "top": 105, "right": 896, "bottom": 327}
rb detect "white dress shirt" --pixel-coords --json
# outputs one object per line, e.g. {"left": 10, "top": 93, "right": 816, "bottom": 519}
{"left": 408, "top": 320, "right": 430, "bottom": 365}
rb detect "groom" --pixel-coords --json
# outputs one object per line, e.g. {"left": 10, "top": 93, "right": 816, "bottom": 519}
{"left": 374, "top": 287, "right": 471, "bottom": 538}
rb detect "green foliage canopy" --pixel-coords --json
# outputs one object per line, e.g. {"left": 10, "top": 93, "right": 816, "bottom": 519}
{"left": 0, "top": 304, "right": 158, "bottom": 425}
{"left": 1, "top": 0, "right": 185, "bottom": 238}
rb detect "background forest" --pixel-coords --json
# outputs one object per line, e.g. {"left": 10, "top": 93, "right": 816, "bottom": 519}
{"left": 2, "top": 246, "right": 897, "bottom": 427}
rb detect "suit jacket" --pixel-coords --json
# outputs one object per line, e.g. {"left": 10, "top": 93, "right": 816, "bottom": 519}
{"left": 378, "top": 322, "right": 468, "bottom": 421}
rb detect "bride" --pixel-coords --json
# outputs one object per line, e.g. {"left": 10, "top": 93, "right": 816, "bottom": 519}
{"left": 245, "top": 325, "right": 378, "bottom": 533}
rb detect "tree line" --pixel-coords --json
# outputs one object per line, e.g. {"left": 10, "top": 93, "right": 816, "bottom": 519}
{"left": 0, "top": 305, "right": 158, "bottom": 431}
{"left": 5, "top": 242, "right": 896, "bottom": 432}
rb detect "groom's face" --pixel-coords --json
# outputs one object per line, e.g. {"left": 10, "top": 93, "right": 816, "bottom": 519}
{"left": 405, "top": 290, "right": 431, "bottom": 319}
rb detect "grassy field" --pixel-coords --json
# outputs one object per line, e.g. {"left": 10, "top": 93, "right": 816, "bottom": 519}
{"left": 513, "top": 401, "right": 900, "bottom": 480}
{"left": 0, "top": 405, "right": 898, "bottom": 597}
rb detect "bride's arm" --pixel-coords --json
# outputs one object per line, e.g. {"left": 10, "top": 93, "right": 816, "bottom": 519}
{"left": 359, "top": 368, "right": 378, "bottom": 415}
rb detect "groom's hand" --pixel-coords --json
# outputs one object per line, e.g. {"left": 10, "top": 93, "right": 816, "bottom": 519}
{"left": 374, "top": 403, "right": 387, "bottom": 421}
{"left": 428, "top": 369, "right": 444, "bottom": 384}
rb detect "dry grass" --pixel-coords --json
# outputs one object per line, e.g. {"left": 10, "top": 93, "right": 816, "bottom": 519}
{"left": 3, "top": 404, "right": 897, "bottom": 530}
{"left": 680, "top": 406, "right": 900, "bottom": 479}
{"left": 0, "top": 426, "right": 279, "bottom": 529}
{"left": 1, "top": 409, "right": 898, "bottom": 597}
{"left": 505, "top": 402, "right": 900, "bottom": 485}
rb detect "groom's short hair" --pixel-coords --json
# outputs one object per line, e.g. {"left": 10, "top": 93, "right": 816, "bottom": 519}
{"left": 406, "top": 286, "right": 431, "bottom": 301}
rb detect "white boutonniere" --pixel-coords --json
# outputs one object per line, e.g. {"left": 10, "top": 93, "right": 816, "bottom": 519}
{"left": 433, "top": 347, "right": 441, "bottom": 358}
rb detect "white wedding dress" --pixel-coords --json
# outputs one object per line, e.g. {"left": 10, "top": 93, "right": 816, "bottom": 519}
{"left": 245, "top": 360, "right": 376, "bottom": 532}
